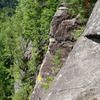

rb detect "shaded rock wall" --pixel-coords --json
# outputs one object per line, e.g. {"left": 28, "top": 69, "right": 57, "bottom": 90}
{"left": 30, "top": 4, "right": 80, "bottom": 100}
{"left": 42, "top": 0, "right": 100, "bottom": 100}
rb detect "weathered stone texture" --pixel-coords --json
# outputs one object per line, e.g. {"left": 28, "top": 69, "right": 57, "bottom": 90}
{"left": 42, "top": 1, "right": 100, "bottom": 100}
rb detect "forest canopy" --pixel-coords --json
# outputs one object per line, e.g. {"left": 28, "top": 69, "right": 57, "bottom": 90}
{"left": 0, "top": 0, "right": 97, "bottom": 100}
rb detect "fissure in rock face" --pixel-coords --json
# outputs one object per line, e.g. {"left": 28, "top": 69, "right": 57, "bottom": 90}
{"left": 41, "top": 0, "right": 100, "bottom": 100}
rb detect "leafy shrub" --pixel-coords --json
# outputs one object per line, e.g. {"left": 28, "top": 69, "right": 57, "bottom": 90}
{"left": 51, "top": 50, "right": 63, "bottom": 68}
{"left": 40, "top": 76, "right": 55, "bottom": 90}
{"left": 13, "top": 84, "right": 33, "bottom": 100}
{"left": 72, "top": 26, "right": 85, "bottom": 41}
{"left": 51, "top": 66, "right": 60, "bottom": 75}
{"left": 68, "top": 0, "right": 97, "bottom": 18}
{"left": 40, "top": 49, "right": 63, "bottom": 89}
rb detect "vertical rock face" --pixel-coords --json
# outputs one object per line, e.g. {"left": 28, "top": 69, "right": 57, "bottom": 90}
{"left": 30, "top": 4, "right": 79, "bottom": 100}
{"left": 42, "top": 1, "right": 100, "bottom": 100}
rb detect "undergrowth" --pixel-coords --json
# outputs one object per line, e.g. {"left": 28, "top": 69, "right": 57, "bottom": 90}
{"left": 40, "top": 50, "right": 63, "bottom": 90}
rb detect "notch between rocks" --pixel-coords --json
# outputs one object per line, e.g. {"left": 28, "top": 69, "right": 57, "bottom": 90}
{"left": 85, "top": 34, "right": 100, "bottom": 43}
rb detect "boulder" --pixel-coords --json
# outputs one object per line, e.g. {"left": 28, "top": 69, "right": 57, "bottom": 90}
{"left": 42, "top": 1, "right": 100, "bottom": 100}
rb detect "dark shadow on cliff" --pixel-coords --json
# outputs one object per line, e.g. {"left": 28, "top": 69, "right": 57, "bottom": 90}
{"left": 85, "top": 35, "right": 100, "bottom": 43}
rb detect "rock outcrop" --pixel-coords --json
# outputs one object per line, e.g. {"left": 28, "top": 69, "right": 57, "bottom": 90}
{"left": 42, "top": 0, "right": 100, "bottom": 100}
{"left": 30, "top": 3, "right": 80, "bottom": 100}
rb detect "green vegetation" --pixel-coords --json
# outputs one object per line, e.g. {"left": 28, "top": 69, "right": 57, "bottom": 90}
{"left": 66, "top": 0, "right": 97, "bottom": 40}
{"left": 0, "top": 0, "right": 60, "bottom": 100}
{"left": 51, "top": 50, "right": 63, "bottom": 68}
{"left": 40, "top": 76, "right": 55, "bottom": 90}
{"left": 51, "top": 49, "right": 63, "bottom": 75}
{"left": 0, "top": 0, "right": 97, "bottom": 100}
{"left": 62, "top": 0, "right": 97, "bottom": 24}
{"left": 68, "top": 0, "right": 97, "bottom": 18}
{"left": 40, "top": 49, "right": 63, "bottom": 89}
{"left": 72, "top": 26, "right": 85, "bottom": 41}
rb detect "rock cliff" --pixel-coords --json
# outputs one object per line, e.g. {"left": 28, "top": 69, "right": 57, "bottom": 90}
{"left": 42, "top": 0, "right": 100, "bottom": 100}
{"left": 30, "top": 3, "right": 80, "bottom": 100}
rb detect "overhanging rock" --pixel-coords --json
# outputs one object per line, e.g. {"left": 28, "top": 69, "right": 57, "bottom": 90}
{"left": 42, "top": 0, "right": 100, "bottom": 100}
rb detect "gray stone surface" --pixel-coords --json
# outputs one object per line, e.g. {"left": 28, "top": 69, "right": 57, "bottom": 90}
{"left": 83, "top": 1, "right": 100, "bottom": 38}
{"left": 42, "top": 1, "right": 100, "bottom": 100}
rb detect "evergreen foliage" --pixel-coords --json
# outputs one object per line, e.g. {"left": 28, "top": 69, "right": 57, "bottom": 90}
{"left": 0, "top": 0, "right": 97, "bottom": 100}
{"left": 0, "top": 0, "right": 60, "bottom": 99}
{"left": 67, "top": 0, "right": 97, "bottom": 24}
